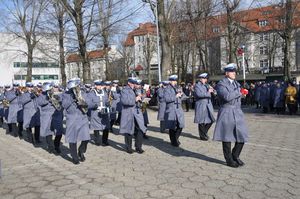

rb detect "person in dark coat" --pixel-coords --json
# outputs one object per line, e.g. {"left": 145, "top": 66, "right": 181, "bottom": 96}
{"left": 260, "top": 83, "right": 270, "bottom": 113}
{"left": 273, "top": 82, "right": 285, "bottom": 115}
{"left": 61, "top": 79, "right": 93, "bottom": 164}
{"left": 156, "top": 81, "right": 168, "bottom": 133}
{"left": 194, "top": 73, "right": 216, "bottom": 141}
{"left": 183, "top": 83, "right": 193, "bottom": 112}
{"left": 36, "top": 83, "right": 63, "bottom": 154}
{"left": 89, "top": 80, "right": 110, "bottom": 146}
{"left": 119, "top": 78, "right": 147, "bottom": 154}
{"left": 19, "top": 82, "right": 41, "bottom": 145}
{"left": 3, "top": 83, "right": 20, "bottom": 136}
{"left": 164, "top": 75, "right": 186, "bottom": 147}
{"left": 15, "top": 86, "right": 24, "bottom": 139}
{"left": 254, "top": 82, "right": 262, "bottom": 109}
{"left": 213, "top": 63, "right": 249, "bottom": 168}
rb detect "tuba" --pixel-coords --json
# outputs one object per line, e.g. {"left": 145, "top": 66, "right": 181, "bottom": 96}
{"left": 48, "top": 89, "right": 62, "bottom": 111}
{"left": 73, "top": 86, "right": 88, "bottom": 114}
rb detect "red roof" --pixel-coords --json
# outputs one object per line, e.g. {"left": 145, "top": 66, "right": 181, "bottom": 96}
{"left": 66, "top": 48, "right": 111, "bottom": 63}
{"left": 124, "top": 4, "right": 300, "bottom": 44}
{"left": 124, "top": 23, "right": 157, "bottom": 46}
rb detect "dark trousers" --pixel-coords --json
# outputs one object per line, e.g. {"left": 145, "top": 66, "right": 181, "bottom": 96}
{"left": 169, "top": 122, "right": 182, "bottom": 146}
{"left": 124, "top": 119, "right": 144, "bottom": 150}
{"left": 8, "top": 123, "right": 18, "bottom": 137}
{"left": 185, "top": 100, "right": 190, "bottom": 112}
{"left": 222, "top": 142, "right": 244, "bottom": 163}
{"left": 18, "top": 122, "right": 23, "bottom": 138}
{"left": 160, "top": 121, "right": 165, "bottom": 133}
{"left": 46, "top": 134, "right": 62, "bottom": 151}
{"left": 116, "top": 112, "right": 121, "bottom": 124}
{"left": 0, "top": 117, "right": 3, "bottom": 127}
{"left": 94, "top": 129, "right": 109, "bottom": 145}
{"left": 198, "top": 123, "right": 212, "bottom": 139}
{"left": 69, "top": 140, "right": 88, "bottom": 161}
{"left": 287, "top": 104, "right": 297, "bottom": 115}
{"left": 27, "top": 126, "right": 40, "bottom": 144}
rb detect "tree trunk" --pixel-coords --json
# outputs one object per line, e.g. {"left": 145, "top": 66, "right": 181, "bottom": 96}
{"left": 26, "top": 45, "right": 34, "bottom": 82}
{"left": 157, "top": 0, "right": 172, "bottom": 80}
{"left": 58, "top": 14, "right": 67, "bottom": 87}
{"left": 283, "top": 0, "right": 293, "bottom": 81}
{"left": 75, "top": 9, "right": 91, "bottom": 83}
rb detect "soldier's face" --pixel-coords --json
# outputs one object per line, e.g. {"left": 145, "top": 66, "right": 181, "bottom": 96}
{"left": 200, "top": 78, "right": 207, "bottom": 84}
{"left": 226, "top": 71, "right": 236, "bottom": 80}
{"left": 170, "top": 81, "right": 177, "bottom": 86}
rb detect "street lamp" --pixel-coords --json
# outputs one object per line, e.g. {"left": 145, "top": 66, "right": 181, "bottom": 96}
{"left": 155, "top": 0, "right": 161, "bottom": 82}
{"left": 241, "top": 45, "right": 246, "bottom": 84}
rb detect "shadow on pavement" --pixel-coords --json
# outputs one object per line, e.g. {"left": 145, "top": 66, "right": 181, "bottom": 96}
{"left": 143, "top": 135, "right": 225, "bottom": 166}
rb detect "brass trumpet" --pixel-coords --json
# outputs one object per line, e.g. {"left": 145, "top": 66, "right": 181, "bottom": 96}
{"left": 73, "top": 86, "right": 88, "bottom": 114}
{"left": 48, "top": 89, "right": 62, "bottom": 111}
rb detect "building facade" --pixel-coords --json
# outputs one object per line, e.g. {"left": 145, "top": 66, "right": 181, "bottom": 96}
{"left": 124, "top": 4, "right": 300, "bottom": 81}
{"left": 65, "top": 45, "right": 122, "bottom": 81}
{"left": 0, "top": 32, "right": 60, "bottom": 85}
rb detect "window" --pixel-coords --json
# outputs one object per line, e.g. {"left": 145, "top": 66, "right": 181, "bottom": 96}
{"left": 260, "top": 59, "right": 269, "bottom": 68}
{"left": 279, "top": 18, "right": 286, "bottom": 23}
{"left": 212, "top": 27, "right": 220, "bottom": 33}
{"left": 258, "top": 20, "right": 268, "bottom": 27}
{"left": 14, "top": 75, "right": 58, "bottom": 81}
{"left": 260, "top": 33, "right": 269, "bottom": 41}
{"left": 13, "top": 62, "right": 59, "bottom": 68}
{"left": 262, "top": 11, "right": 271, "bottom": 15}
{"left": 260, "top": 46, "right": 268, "bottom": 55}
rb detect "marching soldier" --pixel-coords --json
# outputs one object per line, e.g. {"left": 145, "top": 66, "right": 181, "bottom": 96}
{"left": 111, "top": 80, "right": 122, "bottom": 125}
{"left": 194, "top": 73, "right": 216, "bottom": 141}
{"left": 20, "top": 82, "right": 41, "bottom": 145}
{"left": 156, "top": 81, "right": 168, "bottom": 133}
{"left": 135, "top": 79, "right": 149, "bottom": 139}
{"left": 3, "top": 83, "right": 20, "bottom": 137}
{"left": 61, "top": 79, "right": 92, "bottom": 164}
{"left": 164, "top": 75, "right": 186, "bottom": 147}
{"left": 213, "top": 63, "right": 249, "bottom": 168}
{"left": 37, "top": 83, "right": 63, "bottom": 154}
{"left": 109, "top": 80, "right": 120, "bottom": 131}
{"left": 119, "top": 78, "right": 147, "bottom": 154}
{"left": 89, "top": 80, "right": 110, "bottom": 146}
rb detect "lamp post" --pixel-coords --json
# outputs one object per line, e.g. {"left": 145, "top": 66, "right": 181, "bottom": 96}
{"left": 241, "top": 45, "right": 246, "bottom": 84}
{"left": 155, "top": 0, "right": 161, "bottom": 82}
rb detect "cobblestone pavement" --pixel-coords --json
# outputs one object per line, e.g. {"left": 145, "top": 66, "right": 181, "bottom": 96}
{"left": 0, "top": 108, "right": 299, "bottom": 199}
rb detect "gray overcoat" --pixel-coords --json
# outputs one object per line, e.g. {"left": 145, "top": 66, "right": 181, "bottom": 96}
{"left": 213, "top": 78, "right": 249, "bottom": 142}
{"left": 156, "top": 87, "right": 166, "bottom": 121}
{"left": 36, "top": 92, "right": 64, "bottom": 137}
{"left": 119, "top": 85, "right": 147, "bottom": 135}
{"left": 164, "top": 85, "right": 186, "bottom": 130}
{"left": 89, "top": 89, "right": 110, "bottom": 131}
{"left": 4, "top": 90, "right": 19, "bottom": 124}
{"left": 20, "top": 92, "right": 40, "bottom": 129}
{"left": 194, "top": 82, "right": 216, "bottom": 124}
{"left": 61, "top": 90, "right": 91, "bottom": 143}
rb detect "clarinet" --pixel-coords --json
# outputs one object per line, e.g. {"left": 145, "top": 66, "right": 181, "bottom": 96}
{"left": 134, "top": 89, "right": 142, "bottom": 114}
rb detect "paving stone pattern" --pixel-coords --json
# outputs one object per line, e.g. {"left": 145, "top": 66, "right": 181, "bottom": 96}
{"left": 0, "top": 109, "right": 299, "bottom": 199}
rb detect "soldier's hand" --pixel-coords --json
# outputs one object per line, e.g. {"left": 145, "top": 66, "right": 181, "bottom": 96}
{"left": 136, "top": 96, "right": 141, "bottom": 102}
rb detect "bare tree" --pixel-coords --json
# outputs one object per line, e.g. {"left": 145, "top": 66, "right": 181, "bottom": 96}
{"left": 3, "top": 0, "right": 49, "bottom": 82}
{"left": 143, "top": 0, "right": 176, "bottom": 80}
{"left": 60, "top": 0, "right": 97, "bottom": 83}
{"left": 222, "top": 0, "right": 241, "bottom": 63}
{"left": 280, "top": 0, "right": 298, "bottom": 80}
{"left": 142, "top": 34, "right": 157, "bottom": 84}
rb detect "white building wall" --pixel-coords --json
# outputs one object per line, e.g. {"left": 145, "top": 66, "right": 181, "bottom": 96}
{"left": 0, "top": 32, "right": 59, "bottom": 85}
